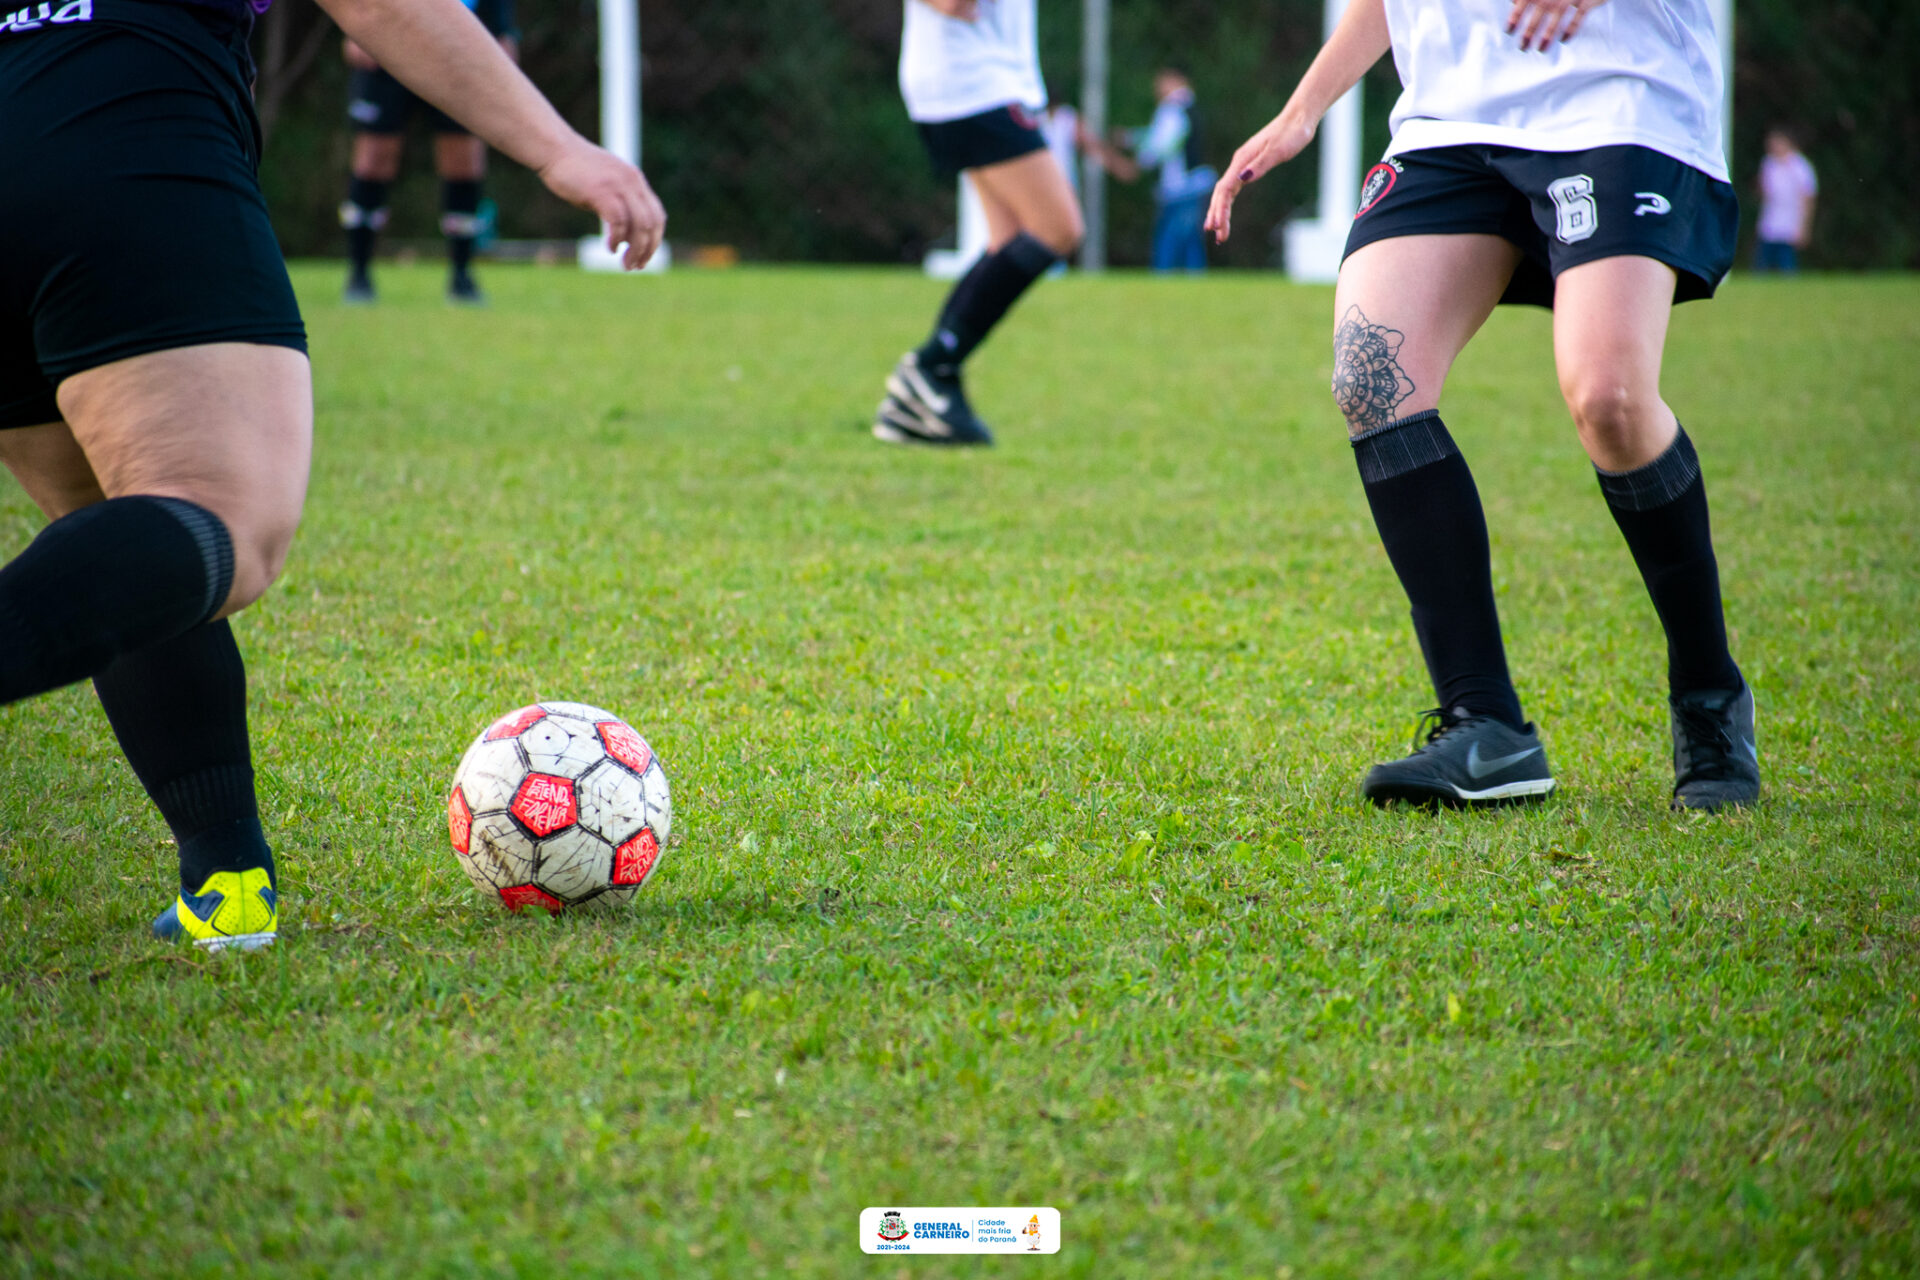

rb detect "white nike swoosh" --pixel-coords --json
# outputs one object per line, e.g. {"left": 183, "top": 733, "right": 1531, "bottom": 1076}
{"left": 1466, "top": 741, "right": 1542, "bottom": 779}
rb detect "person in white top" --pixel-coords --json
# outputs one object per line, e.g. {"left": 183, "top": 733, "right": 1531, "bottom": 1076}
{"left": 875, "top": 0, "right": 1084, "bottom": 447}
{"left": 1115, "top": 69, "right": 1218, "bottom": 272}
{"left": 1209, "top": 0, "right": 1757, "bottom": 814}
{"left": 1754, "top": 128, "right": 1816, "bottom": 272}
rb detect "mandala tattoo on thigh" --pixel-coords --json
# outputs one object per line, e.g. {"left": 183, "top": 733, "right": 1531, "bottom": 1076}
{"left": 1332, "top": 306, "right": 1417, "bottom": 433}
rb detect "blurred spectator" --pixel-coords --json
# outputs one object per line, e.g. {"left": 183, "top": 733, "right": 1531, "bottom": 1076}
{"left": 1115, "top": 69, "right": 1217, "bottom": 272}
{"left": 1754, "top": 127, "right": 1816, "bottom": 273}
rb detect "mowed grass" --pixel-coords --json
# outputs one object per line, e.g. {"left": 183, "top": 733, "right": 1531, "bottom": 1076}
{"left": 2, "top": 263, "right": 1917, "bottom": 1278}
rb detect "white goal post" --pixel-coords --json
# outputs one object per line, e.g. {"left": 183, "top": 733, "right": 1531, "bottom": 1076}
{"left": 579, "top": 0, "right": 670, "bottom": 271}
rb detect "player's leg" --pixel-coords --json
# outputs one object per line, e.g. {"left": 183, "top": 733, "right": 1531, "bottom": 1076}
{"left": 0, "top": 343, "right": 307, "bottom": 699}
{"left": 434, "top": 129, "right": 488, "bottom": 304}
{"left": 877, "top": 118, "right": 1082, "bottom": 447}
{"left": 0, "top": 410, "right": 285, "bottom": 945}
{"left": 922, "top": 150, "right": 1081, "bottom": 372}
{"left": 1335, "top": 234, "right": 1557, "bottom": 806}
{"left": 343, "top": 131, "right": 403, "bottom": 302}
{"left": 1553, "top": 255, "right": 1755, "bottom": 809}
{"left": 343, "top": 66, "right": 415, "bottom": 303}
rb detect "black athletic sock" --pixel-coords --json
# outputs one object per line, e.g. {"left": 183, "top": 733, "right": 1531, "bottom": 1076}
{"left": 1595, "top": 425, "right": 1741, "bottom": 695}
{"left": 916, "top": 233, "right": 1061, "bottom": 375}
{"left": 441, "top": 179, "right": 483, "bottom": 280}
{"left": 1352, "top": 410, "right": 1527, "bottom": 730}
{"left": 342, "top": 177, "right": 390, "bottom": 280}
{"left": 94, "top": 620, "right": 272, "bottom": 892}
{"left": 0, "top": 496, "right": 234, "bottom": 706}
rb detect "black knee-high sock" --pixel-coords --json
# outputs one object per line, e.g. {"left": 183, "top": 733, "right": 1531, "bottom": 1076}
{"left": 0, "top": 497, "right": 233, "bottom": 705}
{"left": 441, "top": 178, "right": 483, "bottom": 279}
{"left": 916, "top": 232, "right": 1061, "bottom": 375}
{"left": 1596, "top": 426, "right": 1741, "bottom": 695}
{"left": 342, "top": 176, "right": 390, "bottom": 279}
{"left": 1352, "top": 410, "right": 1527, "bottom": 729}
{"left": 94, "top": 621, "right": 272, "bottom": 891}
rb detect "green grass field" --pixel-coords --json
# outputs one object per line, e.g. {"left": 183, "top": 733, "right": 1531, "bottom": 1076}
{"left": 3, "top": 264, "right": 1917, "bottom": 1278}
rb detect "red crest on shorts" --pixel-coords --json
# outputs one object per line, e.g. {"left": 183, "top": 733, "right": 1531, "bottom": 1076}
{"left": 1356, "top": 162, "right": 1398, "bottom": 218}
{"left": 612, "top": 829, "right": 660, "bottom": 887}
{"left": 485, "top": 705, "right": 547, "bottom": 741}
{"left": 597, "top": 720, "right": 654, "bottom": 776}
{"left": 447, "top": 787, "right": 473, "bottom": 855}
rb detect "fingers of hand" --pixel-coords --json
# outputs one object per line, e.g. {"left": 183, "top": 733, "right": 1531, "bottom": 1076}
{"left": 1560, "top": 0, "right": 1591, "bottom": 41}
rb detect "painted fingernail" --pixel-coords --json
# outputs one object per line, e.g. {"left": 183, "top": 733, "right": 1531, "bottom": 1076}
{"left": 1240, "top": 168, "right": 1254, "bottom": 182}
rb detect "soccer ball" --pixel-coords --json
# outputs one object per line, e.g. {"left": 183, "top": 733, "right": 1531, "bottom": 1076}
{"left": 446, "top": 701, "right": 672, "bottom": 912}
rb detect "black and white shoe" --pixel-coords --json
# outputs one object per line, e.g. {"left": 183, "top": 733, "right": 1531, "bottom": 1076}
{"left": 1670, "top": 678, "right": 1760, "bottom": 812}
{"left": 1362, "top": 707, "right": 1557, "bottom": 809}
{"left": 872, "top": 352, "right": 994, "bottom": 446}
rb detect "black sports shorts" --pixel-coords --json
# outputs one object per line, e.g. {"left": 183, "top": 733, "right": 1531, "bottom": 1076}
{"left": 916, "top": 103, "right": 1047, "bottom": 180}
{"left": 0, "top": 0, "right": 307, "bottom": 431}
{"left": 348, "top": 66, "right": 468, "bottom": 136}
{"left": 1342, "top": 143, "right": 1739, "bottom": 308}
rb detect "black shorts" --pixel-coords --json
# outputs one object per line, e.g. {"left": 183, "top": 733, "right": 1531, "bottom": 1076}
{"left": 348, "top": 66, "right": 468, "bottom": 136}
{"left": 1343, "top": 144, "right": 1739, "bottom": 308}
{"left": 916, "top": 104, "right": 1047, "bottom": 180}
{"left": 0, "top": 1, "right": 306, "bottom": 431}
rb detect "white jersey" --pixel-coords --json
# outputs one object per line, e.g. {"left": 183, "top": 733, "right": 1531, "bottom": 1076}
{"left": 899, "top": 0, "right": 1046, "bottom": 125}
{"left": 1382, "top": 0, "right": 1728, "bottom": 182}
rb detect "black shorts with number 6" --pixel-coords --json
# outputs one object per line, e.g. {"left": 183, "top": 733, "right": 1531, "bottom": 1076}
{"left": 1342, "top": 143, "right": 1739, "bottom": 308}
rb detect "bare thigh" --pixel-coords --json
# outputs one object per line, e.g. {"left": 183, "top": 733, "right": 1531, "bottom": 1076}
{"left": 1551, "top": 255, "right": 1680, "bottom": 471}
{"left": 968, "top": 148, "right": 1085, "bottom": 255}
{"left": 54, "top": 342, "right": 313, "bottom": 617}
{"left": 0, "top": 422, "right": 106, "bottom": 519}
{"left": 1331, "top": 234, "right": 1523, "bottom": 436}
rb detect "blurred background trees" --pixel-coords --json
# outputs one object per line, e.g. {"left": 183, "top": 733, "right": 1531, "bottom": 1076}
{"left": 255, "top": 0, "right": 1920, "bottom": 268}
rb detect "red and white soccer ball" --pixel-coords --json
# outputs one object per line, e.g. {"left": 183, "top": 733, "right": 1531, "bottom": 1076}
{"left": 447, "top": 701, "right": 671, "bottom": 913}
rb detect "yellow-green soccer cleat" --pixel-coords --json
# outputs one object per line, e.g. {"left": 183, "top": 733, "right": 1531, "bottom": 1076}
{"left": 152, "top": 867, "right": 278, "bottom": 952}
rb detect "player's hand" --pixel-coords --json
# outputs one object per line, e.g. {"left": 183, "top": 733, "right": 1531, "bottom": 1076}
{"left": 342, "top": 37, "right": 377, "bottom": 71}
{"left": 1205, "top": 112, "right": 1315, "bottom": 244}
{"left": 920, "top": 0, "right": 979, "bottom": 20}
{"left": 536, "top": 141, "right": 667, "bottom": 271}
{"left": 1507, "top": 0, "right": 1608, "bottom": 50}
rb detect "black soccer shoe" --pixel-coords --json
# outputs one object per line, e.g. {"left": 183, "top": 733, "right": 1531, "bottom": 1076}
{"left": 1362, "top": 707, "right": 1557, "bottom": 809}
{"left": 447, "top": 273, "right": 487, "bottom": 307}
{"left": 1670, "top": 678, "right": 1760, "bottom": 812}
{"left": 343, "top": 275, "right": 377, "bottom": 306}
{"left": 871, "top": 352, "right": 994, "bottom": 446}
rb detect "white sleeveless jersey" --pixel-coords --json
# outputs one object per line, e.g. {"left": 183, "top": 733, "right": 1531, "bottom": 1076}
{"left": 1382, "top": 0, "right": 1727, "bottom": 182}
{"left": 899, "top": 0, "right": 1047, "bottom": 125}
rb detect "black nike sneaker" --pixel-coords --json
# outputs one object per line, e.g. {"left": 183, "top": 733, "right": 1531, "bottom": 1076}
{"left": 1362, "top": 707, "right": 1557, "bottom": 809}
{"left": 872, "top": 352, "right": 995, "bottom": 446}
{"left": 1670, "top": 678, "right": 1760, "bottom": 812}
